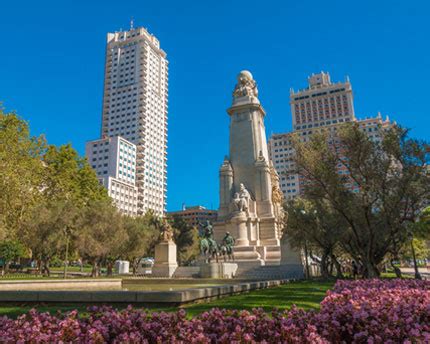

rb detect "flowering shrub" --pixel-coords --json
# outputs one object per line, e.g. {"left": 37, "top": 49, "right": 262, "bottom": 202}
{"left": 315, "top": 279, "right": 430, "bottom": 343}
{"left": 0, "top": 279, "right": 428, "bottom": 343}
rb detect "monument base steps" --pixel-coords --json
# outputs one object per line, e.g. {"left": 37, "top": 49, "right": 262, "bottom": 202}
{"left": 172, "top": 266, "right": 201, "bottom": 278}
{"left": 235, "top": 264, "right": 304, "bottom": 280}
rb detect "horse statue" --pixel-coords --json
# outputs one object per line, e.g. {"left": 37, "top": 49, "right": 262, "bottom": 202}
{"left": 198, "top": 220, "right": 219, "bottom": 263}
{"left": 218, "top": 232, "right": 235, "bottom": 262}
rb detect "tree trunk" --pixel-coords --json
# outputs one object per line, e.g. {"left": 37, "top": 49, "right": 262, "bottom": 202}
{"left": 332, "top": 255, "right": 344, "bottom": 278}
{"left": 91, "top": 262, "right": 99, "bottom": 278}
{"left": 320, "top": 251, "right": 330, "bottom": 279}
{"left": 63, "top": 235, "right": 69, "bottom": 279}
{"left": 363, "top": 259, "right": 379, "bottom": 278}
{"left": 132, "top": 259, "right": 138, "bottom": 276}
{"left": 390, "top": 259, "right": 402, "bottom": 278}
{"left": 43, "top": 259, "right": 51, "bottom": 277}
{"left": 37, "top": 259, "right": 42, "bottom": 276}
{"left": 303, "top": 242, "right": 310, "bottom": 279}
{"left": 107, "top": 262, "right": 113, "bottom": 276}
{"left": 328, "top": 261, "right": 334, "bottom": 276}
{"left": 5, "top": 261, "right": 10, "bottom": 274}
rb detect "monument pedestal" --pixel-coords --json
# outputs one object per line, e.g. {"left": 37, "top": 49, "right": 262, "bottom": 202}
{"left": 152, "top": 241, "right": 178, "bottom": 278}
{"left": 280, "top": 236, "right": 304, "bottom": 278}
{"left": 232, "top": 211, "right": 249, "bottom": 246}
{"left": 199, "top": 262, "right": 238, "bottom": 279}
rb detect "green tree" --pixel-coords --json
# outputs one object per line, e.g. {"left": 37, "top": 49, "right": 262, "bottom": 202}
{"left": 22, "top": 199, "right": 81, "bottom": 276}
{"left": 399, "top": 237, "right": 429, "bottom": 262}
{"left": 45, "top": 144, "right": 108, "bottom": 275}
{"left": 122, "top": 215, "right": 159, "bottom": 275}
{"left": 411, "top": 206, "right": 430, "bottom": 240}
{"left": 286, "top": 198, "right": 345, "bottom": 278}
{"left": 21, "top": 144, "right": 109, "bottom": 276}
{"left": 0, "top": 109, "right": 46, "bottom": 239}
{"left": 292, "top": 123, "right": 430, "bottom": 277}
{"left": 0, "top": 240, "right": 25, "bottom": 275}
{"left": 170, "top": 216, "right": 200, "bottom": 265}
{"left": 77, "top": 200, "right": 126, "bottom": 277}
{"left": 42, "top": 144, "right": 108, "bottom": 205}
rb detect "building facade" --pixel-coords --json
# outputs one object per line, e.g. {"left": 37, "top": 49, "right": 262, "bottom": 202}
{"left": 269, "top": 72, "right": 391, "bottom": 200}
{"left": 167, "top": 205, "right": 217, "bottom": 228}
{"left": 290, "top": 71, "right": 355, "bottom": 131}
{"left": 96, "top": 25, "right": 168, "bottom": 216}
{"left": 86, "top": 136, "right": 138, "bottom": 215}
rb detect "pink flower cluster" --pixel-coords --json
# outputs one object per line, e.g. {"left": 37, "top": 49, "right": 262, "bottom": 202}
{"left": 0, "top": 279, "right": 428, "bottom": 343}
{"left": 0, "top": 307, "right": 324, "bottom": 343}
{"left": 314, "top": 279, "right": 430, "bottom": 343}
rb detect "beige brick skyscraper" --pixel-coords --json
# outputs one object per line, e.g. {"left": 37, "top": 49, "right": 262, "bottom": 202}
{"left": 100, "top": 25, "right": 168, "bottom": 216}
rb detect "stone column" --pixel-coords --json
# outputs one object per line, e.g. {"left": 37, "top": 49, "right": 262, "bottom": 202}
{"left": 254, "top": 156, "right": 274, "bottom": 217}
{"left": 219, "top": 158, "right": 233, "bottom": 218}
{"left": 231, "top": 212, "right": 249, "bottom": 246}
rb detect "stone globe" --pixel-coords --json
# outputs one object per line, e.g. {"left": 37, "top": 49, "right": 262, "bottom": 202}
{"left": 238, "top": 70, "right": 253, "bottom": 81}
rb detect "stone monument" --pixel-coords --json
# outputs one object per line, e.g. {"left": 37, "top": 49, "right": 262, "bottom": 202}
{"left": 152, "top": 220, "right": 178, "bottom": 277}
{"left": 198, "top": 221, "right": 238, "bottom": 278}
{"left": 213, "top": 70, "right": 292, "bottom": 271}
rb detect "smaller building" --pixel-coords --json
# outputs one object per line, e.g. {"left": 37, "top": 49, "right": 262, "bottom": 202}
{"left": 86, "top": 136, "right": 138, "bottom": 216}
{"left": 167, "top": 205, "right": 217, "bottom": 227}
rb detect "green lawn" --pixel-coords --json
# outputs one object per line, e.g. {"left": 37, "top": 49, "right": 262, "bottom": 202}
{"left": 181, "top": 279, "right": 333, "bottom": 317}
{"left": 0, "top": 279, "right": 334, "bottom": 319}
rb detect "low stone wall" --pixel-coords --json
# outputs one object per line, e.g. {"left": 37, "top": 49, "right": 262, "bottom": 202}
{"left": 0, "top": 279, "right": 289, "bottom": 306}
{"left": 0, "top": 279, "right": 121, "bottom": 291}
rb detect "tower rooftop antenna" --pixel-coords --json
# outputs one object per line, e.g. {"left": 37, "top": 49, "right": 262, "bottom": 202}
{"left": 130, "top": 17, "right": 134, "bottom": 30}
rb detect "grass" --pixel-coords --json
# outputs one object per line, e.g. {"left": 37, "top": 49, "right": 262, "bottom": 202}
{"left": 0, "top": 279, "right": 334, "bottom": 319}
{"left": 181, "top": 279, "right": 334, "bottom": 317}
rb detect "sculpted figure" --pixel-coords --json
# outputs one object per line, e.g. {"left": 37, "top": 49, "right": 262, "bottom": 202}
{"left": 232, "top": 192, "right": 242, "bottom": 211}
{"left": 222, "top": 232, "right": 235, "bottom": 253}
{"left": 160, "top": 220, "right": 174, "bottom": 242}
{"left": 198, "top": 220, "right": 219, "bottom": 262}
{"left": 233, "top": 183, "right": 251, "bottom": 213}
{"left": 220, "top": 231, "right": 236, "bottom": 262}
{"left": 238, "top": 183, "right": 251, "bottom": 211}
{"left": 232, "top": 70, "right": 259, "bottom": 99}
{"left": 269, "top": 165, "right": 284, "bottom": 205}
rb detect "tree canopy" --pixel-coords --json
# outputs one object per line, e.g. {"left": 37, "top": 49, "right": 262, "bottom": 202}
{"left": 288, "top": 123, "right": 430, "bottom": 277}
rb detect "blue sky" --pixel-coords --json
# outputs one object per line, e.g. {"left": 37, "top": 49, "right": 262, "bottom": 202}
{"left": 1, "top": 0, "right": 429, "bottom": 211}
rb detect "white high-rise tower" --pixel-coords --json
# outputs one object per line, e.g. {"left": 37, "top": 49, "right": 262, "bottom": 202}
{"left": 99, "top": 25, "right": 168, "bottom": 216}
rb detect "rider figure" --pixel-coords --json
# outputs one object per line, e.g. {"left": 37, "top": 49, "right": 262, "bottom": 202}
{"left": 222, "top": 231, "right": 235, "bottom": 255}
{"left": 200, "top": 220, "right": 217, "bottom": 250}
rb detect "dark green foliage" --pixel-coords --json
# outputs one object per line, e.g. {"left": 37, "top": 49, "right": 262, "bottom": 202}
{"left": 290, "top": 124, "right": 430, "bottom": 277}
{"left": 170, "top": 215, "right": 199, "bottom": 265}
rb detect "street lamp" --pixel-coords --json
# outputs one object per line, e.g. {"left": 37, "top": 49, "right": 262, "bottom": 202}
{"left": 408, "top": 231, "right": 422, "bottom": 280}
